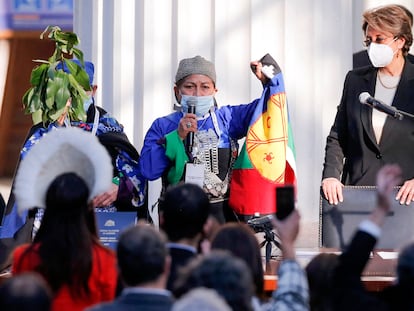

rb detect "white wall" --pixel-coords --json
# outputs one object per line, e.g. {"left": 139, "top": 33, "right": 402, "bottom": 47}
{"left": 74, "top": 0, "right": 414, "bottom": 225}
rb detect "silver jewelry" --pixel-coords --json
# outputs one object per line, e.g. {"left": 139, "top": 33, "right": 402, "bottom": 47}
{"left": 188, "top": 110, "right": 239, "bottom": 201}
{"left": 186, "top": 122, "right": 192, "bottom": 128}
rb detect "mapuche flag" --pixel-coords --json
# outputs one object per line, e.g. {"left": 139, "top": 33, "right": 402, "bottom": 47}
{"left": 229, "top": 54, "right": 296, "bottom": 216}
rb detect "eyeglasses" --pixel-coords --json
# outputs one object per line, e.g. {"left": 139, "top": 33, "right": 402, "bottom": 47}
{"left": 363, "top": 36, "right": 397, "bottom": 47}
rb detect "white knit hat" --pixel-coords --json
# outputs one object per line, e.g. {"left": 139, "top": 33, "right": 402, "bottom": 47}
{"left": 14, "top": 127, "right": 113, "bottom": 213}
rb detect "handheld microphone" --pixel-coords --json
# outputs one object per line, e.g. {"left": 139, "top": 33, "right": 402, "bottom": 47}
{"left": 359, "top": 92, "right": 404, "bottom": 120}
{"left": 186, "top": 100, "right": 196, "bottom": 153}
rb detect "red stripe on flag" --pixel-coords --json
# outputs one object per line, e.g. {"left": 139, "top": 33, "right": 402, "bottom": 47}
{"left": 229, "top": 169, "right": 279, "bottom": 215}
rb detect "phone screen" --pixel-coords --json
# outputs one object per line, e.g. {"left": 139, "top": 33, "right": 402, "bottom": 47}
{"left": 275, "top": 185, "right": 295, "bottom": 220}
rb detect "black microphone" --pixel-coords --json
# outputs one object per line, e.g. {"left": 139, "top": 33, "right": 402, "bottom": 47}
{"left": 359, "top": 92, "right": 404, "bottom": 120}
{"left": 186, "top": 100, "right": 196, "bottom": 153}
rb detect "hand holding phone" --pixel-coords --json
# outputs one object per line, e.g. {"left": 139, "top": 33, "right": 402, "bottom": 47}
{"left": 275, "top": 185, "right": 295, "bottom": 220}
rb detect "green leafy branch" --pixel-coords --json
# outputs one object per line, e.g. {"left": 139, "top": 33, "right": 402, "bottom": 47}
{"left": 22, "top": 26, "right": 92, "bottom": 125}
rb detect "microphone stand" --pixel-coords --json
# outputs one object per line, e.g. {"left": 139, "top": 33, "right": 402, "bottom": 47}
{"left": 247, "top": 216, "right": 282, "bottom": 273}
{"left": 359, "top": 92, "right": 414, "bottom": 121}
{"left": 395, "top": 108, "right": 414, "bottom": 120}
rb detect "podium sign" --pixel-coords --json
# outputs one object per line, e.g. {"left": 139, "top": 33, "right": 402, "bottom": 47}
{"left": 0, "top": 0, "right": 73, "bottom": 31}
{"left": 96, "top": 211, "right": 136, "bottom": 250}
{"left": 320, "top": 186, "right": 414, "bottom": 249}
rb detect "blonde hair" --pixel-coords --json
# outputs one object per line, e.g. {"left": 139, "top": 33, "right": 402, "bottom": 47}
{"left": 362, "top": 4, "right": 413, "bottom": 56}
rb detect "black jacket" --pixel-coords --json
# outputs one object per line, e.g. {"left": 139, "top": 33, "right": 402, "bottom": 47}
{"left": 323, "top": 60, "right": 414, "bottom": 185}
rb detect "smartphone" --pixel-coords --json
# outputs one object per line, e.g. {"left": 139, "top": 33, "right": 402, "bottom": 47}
{"left": 275, "top": 185, "right": 295, "bottom": 220}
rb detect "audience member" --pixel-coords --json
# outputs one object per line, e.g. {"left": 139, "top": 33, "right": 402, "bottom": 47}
{"left": 159, "top": 183, "right": 215, "bottom": 291}
{"left": 173, "top": 250, "right": 255, "bottom": 311}
{"left": 259, "top": 210, "right": 309, "bottom": 311}
{"left": 0, "top": 272, "right": 52, "bottom": 311}
{"left": 172, "top": 288, "right": 231, "bottom": 311}
{"left": 210, "top": 222, "right": 265, "bottom": 309}
{"left": 331, "top": 164, "right": 411, "bottom": 311}
{"left": 174, "top": 210, "right": 311, "bottom": 311}
{"left": 11, "top": 127, "right": 118, "bottom": 311}
{"left": 86, "top": 222, "right": 173, "bottom": 311}
{"left": 305, "top": 253, "right": 339, "bottom": 311}
{"left": 380, "top": 243, "right": 414, "bottom": 310}
{"left": 0, "top": 59, "right": 146, "bottom": 272}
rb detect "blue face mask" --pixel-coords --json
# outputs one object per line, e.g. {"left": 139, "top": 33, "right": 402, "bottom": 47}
{"left": 83, "top": 96, "right": 94, "bottom": 112}
{"left": 180, "top": 95, "right": 214, "bottom": 117}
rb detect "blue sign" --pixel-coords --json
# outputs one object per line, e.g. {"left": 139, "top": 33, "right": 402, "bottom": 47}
{"left": 0, "top": 0, "right": 73, "bottom": 30}
{"left": 96, "top": 211, "right": 137, "bottom": 250}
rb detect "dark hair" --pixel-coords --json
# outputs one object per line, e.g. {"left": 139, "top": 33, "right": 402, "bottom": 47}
{"left": 117, "top": 223, "right": 168, "bottom": 286}
{"left": 174, "top": 250, "right": 254, "bottom": 311}
{"left": 305, "top": 253, "right": 339, "bottom": 311}
{"left": 211, "top": 223, "right": 264, "bottom": 298}
{"left": 397, "top": 243, "right": 414, "bottom": 285}
{"left": 16, "top": 173, "right": 100, "bottom": 298}
{"left": 160, "top": 184, "right": 210, "bottom": 241}
{"left": 0, "top": 272, "right": 52, "bottom": 311}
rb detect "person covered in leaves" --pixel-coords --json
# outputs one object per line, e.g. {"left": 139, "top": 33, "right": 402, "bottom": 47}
{"left": 0, "top": 26, "right": 146, "bottom": 272}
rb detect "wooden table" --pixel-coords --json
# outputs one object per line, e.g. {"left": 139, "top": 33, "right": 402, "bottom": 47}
{"left": 263, "top": 248, "right": 397, "bottom": 293}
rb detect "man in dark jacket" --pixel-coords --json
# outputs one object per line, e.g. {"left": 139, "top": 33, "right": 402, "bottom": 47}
{"left": 332, "top": 164, "right": 414, "bottom": 311}
{"left": 86, "top": 223, "right": 173, "bottom": 311}
{"left": 159, "top": 183, "right": 214, "bottom": 292}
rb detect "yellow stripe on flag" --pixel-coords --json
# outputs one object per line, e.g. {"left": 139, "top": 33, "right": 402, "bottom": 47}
{"left": 246, "top": 93, "right": 288, "bottom": 182}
